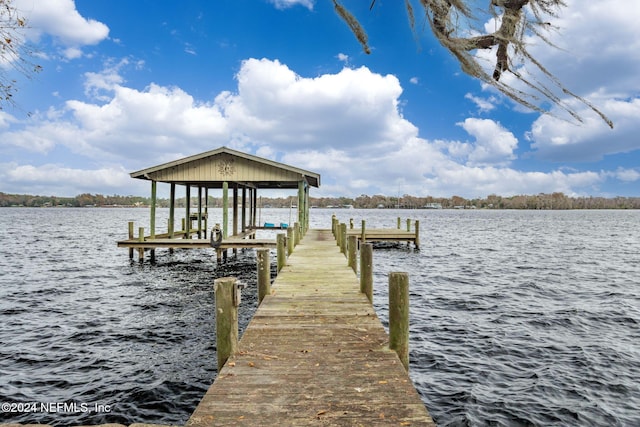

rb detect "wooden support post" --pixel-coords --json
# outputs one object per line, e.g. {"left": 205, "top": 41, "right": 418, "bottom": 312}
{"left": 294, "top": 222, "right": 300, "bottom": 247}
{"left": 349, "top": 218, "right": 354, "bottom": 229}
{"left": 389, "top": 272, "right": 410, "bottom": 371}
{"left": 348, "top": 235, "right": 357, "bottom": 273}
{"left": 247, "top": 188, "right": 253, "bottom": 231}
{"left": 137, "top": 227, "right": 145, "bottom": 261}
{"left": 361, "top": 220, "right": 366, "bottom": 244}
{"left": 233, "top": 185, "right": 238, "bottom": 236}
{"left": 204, "top": 187, "right": 209, "bottom": 238}
{"left": 197, "top": 186, "right": 203, "bottom": 239}
{"left": 331, "top": 215, "right": 337, "bottom": 237}
{"left": 360, "top": 243, "right": 373, "bottom": 303}
{"left": 277, "top": 233, "right": 286, "bottom": 273}
{"left": 128, "top": 221, "right": 134, "bottom": 259}
{"left": 185, "top": 186, "right": 191, "bottom": 239}
{"left": 414, "top": 220, "right": 420, "bottom": 249}
{"left": 397, "top": 217, "right": 401, "bottom": 229}
{"left": 241, "top": 187, "right": 247, "bottom": 232}
{"left": 256, "top": 249, "right": 270, "bottom": 305}
{"left": 181, "top": 218, "right": 186, "bottom": 235}
{"left": 406, "top": 218, "right": 411, "bottom": 232}
{"left": 298, "top": 180, "right": 304, "bottom": 234}
{"left": 214, "top": 277, "right": 239, "bottom": 372}
{"left": 287, "top": 226, "right": 294, "bottom": 256}
{"left": 340, "top": 223, "right": 347, "bottom": 255}
{"left": 169, "top": 183, "right": 175, "bottom": 239}
{"left": 233, "top": 185, "right": 238, "bottom": 255}
{"left": 304, "top": 183, "right": 309, "bottom": 234}
{"left": 150, "top": 181, "right": 157, "bottom": 238}
{"left": 222, "top": 181, "right": 229, "bottom": 238}
{"left": 168, "top": 218, "right": 174, "bottom": 254}
{"left": 252, "top": 188, "right": 258, "bottom": 229}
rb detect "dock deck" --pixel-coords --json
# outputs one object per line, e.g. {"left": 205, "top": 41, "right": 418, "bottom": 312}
{"left": 346, "top": 228, "right": 417, "bottom": 242}
{"left": 186, "top": 229, "right": 434, "bottom": 426}
{"left": 116, "top": 237, "right": 276, "bottom": 250}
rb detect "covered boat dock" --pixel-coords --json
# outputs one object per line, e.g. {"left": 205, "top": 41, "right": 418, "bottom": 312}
{"left": 117, "top": 146, "right": 320, "bottom": 262}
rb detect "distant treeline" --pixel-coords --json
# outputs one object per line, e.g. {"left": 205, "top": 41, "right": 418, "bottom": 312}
{"left": 1, "top": 191, "right": 639, "bottom": 209}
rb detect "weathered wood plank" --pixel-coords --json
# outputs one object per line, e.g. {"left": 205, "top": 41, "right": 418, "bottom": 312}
{"left": 116, "top": 238, "right": 275, "bottom": 250}
{"left": 186, "top": 229, "right": 434, "bottom": 426}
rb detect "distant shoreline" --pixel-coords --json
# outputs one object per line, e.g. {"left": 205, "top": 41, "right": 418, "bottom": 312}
{"left": 1, "top": 191, "right": 639, "bottom": 209}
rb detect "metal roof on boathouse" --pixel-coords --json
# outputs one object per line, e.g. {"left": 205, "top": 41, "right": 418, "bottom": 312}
{"left": 129, "top": 146, "right": 320, "bottom": 189}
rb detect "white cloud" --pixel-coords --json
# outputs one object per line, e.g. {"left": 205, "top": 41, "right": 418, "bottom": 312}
{"left": 0, "top": 162, "right": 139, "bottom": 196}
{"left": 409, "top": 77, "right": 419, "bottom": 85}
{"left": 0, "top": 57, "right": 634, "bottom": 198}
{"left": 62, "top": 83, "right": 230, "bottom": 160}
{"left": 528, "top": 97, "right": 640, "bottom": 161}
{"left": 457, "top": 118, "right": 518, "bottom": 166}
{"left": 16, "top": 0, "right": 109, "bottom": 58}
{"left": 0, "top": 111, "right": 17, "bottom": 130}
{"left": 268, "top": 0, "right": 314, "bottom": 11}
{"left": 611, "top": 168, "right": 640, "bottom": 183}
{"left": 219, "top": 58, "right": 416, "bottom": 152}
{"left": 534, "top": 0, "right": 640, "bottom": 97}
{"left": 83, "top": 58, "right": 129, "bottom": 100}
{"left": 464, "top": 93, "right": 496, "bottom": 113}
{"left": 458, "top": 0, "right": 640, "bottom": 167}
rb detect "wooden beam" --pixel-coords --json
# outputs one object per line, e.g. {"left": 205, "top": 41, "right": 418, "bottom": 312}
{"left": 185, "top": 185, "right": 191, "bottom": 239}
{"left": 150, "top": 181, "right": 157, "bottom": 238}
{"left": 222, "top": 181, "right": 229, "bottom": 238}
{"left": 169, "top": 183, "right": 175, "bottom": 238}
{"left": 241, "top": 187, "right": 247, "bottom": 232}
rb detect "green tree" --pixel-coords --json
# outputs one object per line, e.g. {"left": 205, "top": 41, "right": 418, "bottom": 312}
{"left": 333, "top": 0, "right": 612, "bottom": 128}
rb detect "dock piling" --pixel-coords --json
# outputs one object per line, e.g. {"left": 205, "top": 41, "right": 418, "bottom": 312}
{"left": 389, "top": 272, "right": 410, "bottom": 371}
{"left": 256, "top": 249, "right": 270, "bottom": 304}
{"left": 294, "top": 221, "right": 301, "bottom": 247}
{"left": 137, "top": 226, "right": 145, "bottom": 261}
{"left": 340, "top": 223, "right": 347, "bottom": 255}
{"left": 331, "top": 215, "right": 337, "bottom": 238}
{"left": 348, "top": 235, "right": 357, "bottom": 273}
{"left": 415, "top": 220, "right": 420, "bottom": 249}
{"left": 277, "top": 233, "right": 286, "bottom": 272}
{"left": 286, "top": 226, "right": 294, "bottom": 256}
{"left": 128, "top": 221, "right": 134, "bottom": 259}
{"left": 214, "top": 277, "right": 239, "bottom": 372}
{"left": 360, "top": 242, "right": 373, "bottom": 303}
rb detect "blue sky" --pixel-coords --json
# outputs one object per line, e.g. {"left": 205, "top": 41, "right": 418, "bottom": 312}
{"left": 1, "top": 0, "right": 639, "bottom": 199}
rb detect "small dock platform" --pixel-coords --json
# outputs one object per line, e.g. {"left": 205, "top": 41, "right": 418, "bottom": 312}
{"left": 347, "top": 228, "right": 417, "bottom": 243}
{"left": 117, "top": 225, "right": 277, "bottom": 262}
{"left": 116, "top": 237, "right": 276, "bottom": 250}
{"left": 335, "top": 217, "right": 420, "bottom": 249}
{"left": 186, "top": 229, "right": 434, "bottom": 426}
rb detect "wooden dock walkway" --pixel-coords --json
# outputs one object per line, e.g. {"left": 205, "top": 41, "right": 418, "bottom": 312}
{"left": 186, "top": 229, "right": 434, "bottom": 426}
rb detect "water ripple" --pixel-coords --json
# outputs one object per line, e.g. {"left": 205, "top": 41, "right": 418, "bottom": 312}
{"left": 1, "top": 208, "right": 639, "bottom": 426}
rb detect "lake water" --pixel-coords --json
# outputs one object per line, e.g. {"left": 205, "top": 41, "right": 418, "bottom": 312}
{"left": 0, "top": 208, "right": 638, "bottom": 426}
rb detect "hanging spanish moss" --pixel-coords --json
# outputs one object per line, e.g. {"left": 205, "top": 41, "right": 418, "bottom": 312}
{"left": 335, "top": 0, "right": 613, "bottom": 128}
